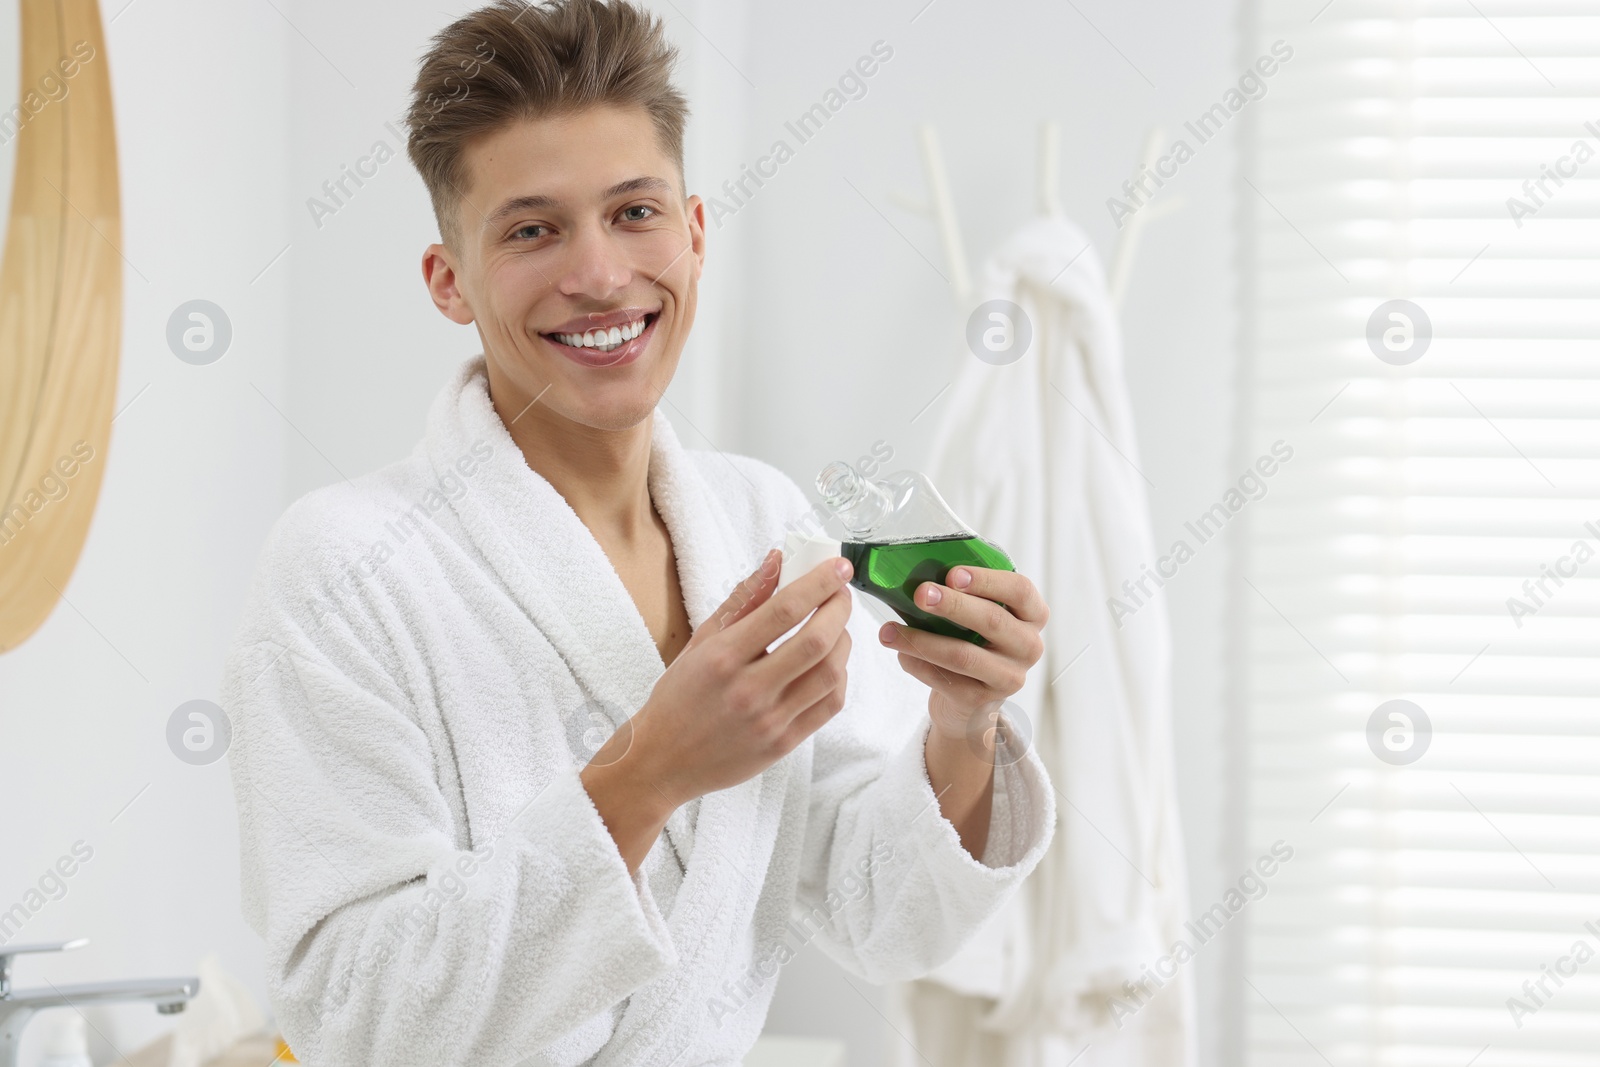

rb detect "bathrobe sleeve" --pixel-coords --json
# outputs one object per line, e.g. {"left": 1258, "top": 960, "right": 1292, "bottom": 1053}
{"left": 709, "top": 451, "right": 1059, "bottom": 984}
{"left": 791, "top": 598, "right": 1059, "bottom": 984}
{"left": 221, "top": 496, "right": 679, "bottom": 1067}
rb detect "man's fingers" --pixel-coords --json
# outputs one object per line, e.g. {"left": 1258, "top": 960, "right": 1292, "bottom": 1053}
{"left": 707, "top": 549, "right": 782, "bottom": 635}
{"left": 882, "top": 622, "right": 1017, "bottom": 692}
{"left": 729, "top": 556, "right": 853, "bottom": 657}
{"left": 773, "top": 624, "right": 851, "bottom": 711}
{"left": 911, "top": 582, "right": 1035, "bottom": 651}
{"left": 776, "top": 686, "right": 851, "bottom": 754}
{"left": 942, "top": 567, "right": 1049, "bottom": 626}
{"left": 894, "top": 649, "right": 990, "bottom": 705}
{"left": 751, "top": 586, "right": 852, "bottom": 686}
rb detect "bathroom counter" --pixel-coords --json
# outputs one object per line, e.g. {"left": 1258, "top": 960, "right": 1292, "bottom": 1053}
{"left": 111, "top": 1030, "right": 845, "bottom": 1065}
{"left": 110, "top": 1031, "right": 288, "bottom": 1066}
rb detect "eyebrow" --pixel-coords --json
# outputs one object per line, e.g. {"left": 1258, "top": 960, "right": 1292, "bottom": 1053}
{"left": 485, "top": 176, "right": 675, "bottom": 228}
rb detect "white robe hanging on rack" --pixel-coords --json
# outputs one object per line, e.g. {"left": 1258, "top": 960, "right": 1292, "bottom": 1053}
{"left": 888, "top": 214, "right": 1197, "bottom": 1067}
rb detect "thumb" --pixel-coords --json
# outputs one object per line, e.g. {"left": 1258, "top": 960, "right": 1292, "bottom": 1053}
{"left": 701, "top": 548, "right": 782, "bottom": 638}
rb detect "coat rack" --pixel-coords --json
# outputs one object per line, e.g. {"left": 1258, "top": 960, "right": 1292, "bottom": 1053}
{"left": 1105, "top": 126, "right": 1185, "bottom": 309}
{"left": 888, "top": 121, "right": 1183, "bottom": 311}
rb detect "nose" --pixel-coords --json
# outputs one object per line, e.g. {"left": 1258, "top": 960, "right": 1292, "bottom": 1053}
{"left": 557, "top": 221, "right": 631, "bottom": 302}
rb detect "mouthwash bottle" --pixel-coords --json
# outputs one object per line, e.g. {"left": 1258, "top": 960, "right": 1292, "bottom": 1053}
{"left": 816, "top": 461, "right": 1014, "bottom": 645}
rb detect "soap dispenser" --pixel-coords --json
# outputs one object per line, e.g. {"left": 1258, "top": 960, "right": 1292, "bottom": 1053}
{"left": 816, "top": 460, "right": 1013, "bottom": 644}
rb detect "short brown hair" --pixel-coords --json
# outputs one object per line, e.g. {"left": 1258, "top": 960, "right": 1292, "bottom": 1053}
{"left": 404, "top": 0, "right": 690, "bottom": 251}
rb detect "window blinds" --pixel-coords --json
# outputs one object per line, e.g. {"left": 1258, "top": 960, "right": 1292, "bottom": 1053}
{"left": 1239, "top": 2, "right": 1600, "bottom": 1065}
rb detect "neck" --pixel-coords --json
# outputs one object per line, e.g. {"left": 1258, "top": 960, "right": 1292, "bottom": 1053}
{"left": 489, "top": 384, "right": 656, "bottom": 541}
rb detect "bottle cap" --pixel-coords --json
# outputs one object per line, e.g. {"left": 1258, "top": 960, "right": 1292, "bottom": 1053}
{"left": 777, "top": 530, "right": 843, "bottom": 590}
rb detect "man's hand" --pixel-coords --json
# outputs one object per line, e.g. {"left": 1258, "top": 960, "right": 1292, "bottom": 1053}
{"left": 878, "top": 566, "right": 1049, "bottom": 859}
{"left": 582, "top": 550, "right": 854, "bottom": 874}
{"left": 879, "top": 566, "right": 1049, "bottom": 739}
{"left": 639, "top": 548, "right": 855, "bottom": 803}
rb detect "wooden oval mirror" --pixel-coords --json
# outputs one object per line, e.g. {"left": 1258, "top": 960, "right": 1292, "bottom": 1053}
{"left": 0, "top": 0, "right": 119, "bottom": 652}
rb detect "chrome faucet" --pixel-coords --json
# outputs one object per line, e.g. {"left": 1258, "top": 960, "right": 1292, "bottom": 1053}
{"left": 0, "top": 939, "right": 199, "bottom": 1067}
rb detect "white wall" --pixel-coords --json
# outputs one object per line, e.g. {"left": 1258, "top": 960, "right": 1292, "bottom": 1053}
{"left": 2, "top": 1, "right": 1242, "bottom": 1064}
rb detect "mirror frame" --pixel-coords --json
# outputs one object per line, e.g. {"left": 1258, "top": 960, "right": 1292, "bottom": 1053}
{"left": 0, "top": 0, "right": 119, "bottom": 653}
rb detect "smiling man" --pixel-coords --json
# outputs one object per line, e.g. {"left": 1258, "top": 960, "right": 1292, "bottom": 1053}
{"left": 221, "top": 2, "right": 1056, "bottom": 1065}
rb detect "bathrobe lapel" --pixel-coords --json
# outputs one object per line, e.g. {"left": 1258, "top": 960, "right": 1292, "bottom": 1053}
{"left": 606, "top": 419, "right": 793, "bottom": 1063}
{"left": 427, "top": 369, "right": 671, "bottom": 729}
{"left": 424, "top": 363, "right": 780, "bottom": 1052}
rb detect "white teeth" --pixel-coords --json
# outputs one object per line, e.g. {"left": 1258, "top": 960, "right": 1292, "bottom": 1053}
{"left": 551, "top": 316, "right": 649, "bottom": 351}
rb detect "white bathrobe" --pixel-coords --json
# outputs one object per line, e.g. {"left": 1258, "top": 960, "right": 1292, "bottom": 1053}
{"left": 220, "top": 354, "right": 1058, "bottom": 1067}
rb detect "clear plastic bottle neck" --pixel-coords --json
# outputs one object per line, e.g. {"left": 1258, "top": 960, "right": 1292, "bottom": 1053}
{"left": 816, "top": 461, "right": 894, "bottom": 538}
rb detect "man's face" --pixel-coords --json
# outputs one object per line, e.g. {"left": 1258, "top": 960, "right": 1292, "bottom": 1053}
{"left": 426, "top": 105, "right": 705, "bottom": 432}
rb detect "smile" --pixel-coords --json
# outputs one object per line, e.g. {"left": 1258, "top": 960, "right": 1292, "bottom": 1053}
{"left": 541, "top": 311, "right": 658, "bottom": 367}
{"left": 553, "top": 315, "right": 648, "bottom": 352}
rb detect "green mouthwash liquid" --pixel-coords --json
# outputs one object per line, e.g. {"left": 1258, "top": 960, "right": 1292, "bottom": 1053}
{"left": 843, "top": 535, "right": 1014, "bottom": 645}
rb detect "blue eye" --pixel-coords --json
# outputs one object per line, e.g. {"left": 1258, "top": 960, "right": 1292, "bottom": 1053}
{"left": 513, "top": 224, "right": 546, "bottom": 240}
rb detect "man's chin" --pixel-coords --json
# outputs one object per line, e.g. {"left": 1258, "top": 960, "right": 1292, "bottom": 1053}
{"left": 541, "top": 355, "right": 681, "bottom": 433}
{"left": 487, "top": 350, "right": 673, "bottom": 432}
{"left": 573, "top": 401, "right": 661, "bottom": 433}
{"left": 539, "top": 387, "right": 667, "bottom": 434}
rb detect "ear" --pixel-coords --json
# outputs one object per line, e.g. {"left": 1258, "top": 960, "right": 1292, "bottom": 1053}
{"left": 422, "top": 243, "right": 476, "bottom": 325}
{"left": 684, "top": 194, "right": 707, "bottom": 280}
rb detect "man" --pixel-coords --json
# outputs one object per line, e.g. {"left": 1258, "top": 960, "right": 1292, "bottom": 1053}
{"left": 222, "top": 2, "right": 1056, "bottom": 1064}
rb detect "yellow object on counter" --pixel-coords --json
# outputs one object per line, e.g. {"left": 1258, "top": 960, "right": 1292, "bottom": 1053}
{"left": 112, "top": 1031, "right": 287, "bottom": 1066}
